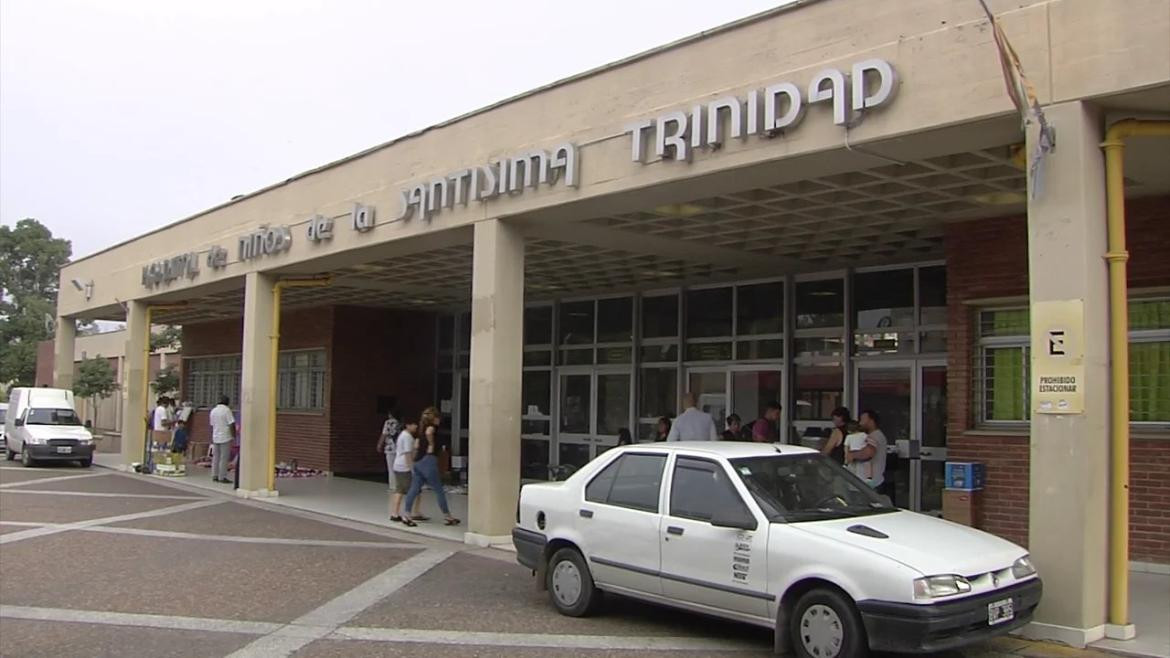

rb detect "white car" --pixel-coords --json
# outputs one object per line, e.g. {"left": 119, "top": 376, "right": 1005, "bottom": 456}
{"left": 513, "top": 442, "right": 1041, "bottom": 657}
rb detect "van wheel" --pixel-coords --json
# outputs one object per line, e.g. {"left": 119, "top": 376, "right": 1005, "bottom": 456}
{"left": 79, "top": 458, "right": 92, "bottom": 468}
{"left": 5, "top": 447, "right": 14, "bottom": 461}
{"left": 546, "top": 548, "right": 602, "bottom": 617}
{"left": 790, "top": 588, "right": 868, "bottom": 658}
{"left": 21, "top": 448, "right": 35, "bottom": 467}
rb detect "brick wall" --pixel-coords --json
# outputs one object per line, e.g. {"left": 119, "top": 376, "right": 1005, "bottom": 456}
{"left": 181, "top": 308, "right": 334, "bottom": 471}
{"left": 329, "top": 306, "right": 437, "bottom": 474}
{"left": 946, "top": 195, "right": 1170, "bottom": 562}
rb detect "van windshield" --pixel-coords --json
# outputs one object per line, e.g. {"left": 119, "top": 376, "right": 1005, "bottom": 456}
{"left": 730, "top": 453, "right": 896, "bottom": 523}
{"left": 26, "top": 408, "right": 82, "bottom": 426}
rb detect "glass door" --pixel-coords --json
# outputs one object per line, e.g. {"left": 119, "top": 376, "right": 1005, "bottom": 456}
{"left": 855, "top": 363, "right": 913, "bottom": 509}
{"left": 919, "top": 362, "right": 948, "bottom": 516}
{"left": 556, "top": 369, "right": 632, "bottom": 472}
{"left": 854, "top": 360, "right": 948, "bottom": 513}
{"left": 557, "top": 371, "right": 593, "bottom": 471}
{"left": 730, "top": 367, "right": 784, "bottom": 442}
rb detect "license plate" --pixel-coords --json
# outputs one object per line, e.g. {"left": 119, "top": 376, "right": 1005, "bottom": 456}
{"left": 988, "top": 598, "right": 1014, "bottom": 626}
{"left": 56, "top": 446, "right": 73, "bottom": 454}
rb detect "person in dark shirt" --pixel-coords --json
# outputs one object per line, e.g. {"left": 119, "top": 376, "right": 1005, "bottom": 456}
{"left": 722, "top": 414, "right": 743, "bottom": 441}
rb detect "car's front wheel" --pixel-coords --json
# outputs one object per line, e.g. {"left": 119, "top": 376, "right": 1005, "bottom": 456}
{"left": 545, "top": 547, "right": 601, "bottom": 617}
{"left": 790, "top": 587, "right": 868, "bottom": 658}
{"left": 20, "top": 447, "right": 35, "bottom": 468}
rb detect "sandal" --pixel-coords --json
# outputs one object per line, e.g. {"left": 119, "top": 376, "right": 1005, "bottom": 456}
{"left": 390, "top": 516, "right": 402, "bottom": 523}
{"left": 444, "top": 517, "right": 461, "bottom": 526}
{"left": 401, "top": 518, "right": 417, "bottom": 527}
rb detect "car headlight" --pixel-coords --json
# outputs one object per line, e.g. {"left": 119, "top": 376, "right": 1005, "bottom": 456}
{"left": 79, "top": 439, "right": 92, "bottom": 445}
{"left": 26, "top": 437, "right": 46, "bottom": 445}
{"left": 913, "top": 574, "right": 972, "bottom": 600}
{"left": 1012, "top": 555, "right": 1036, "bottom": 579}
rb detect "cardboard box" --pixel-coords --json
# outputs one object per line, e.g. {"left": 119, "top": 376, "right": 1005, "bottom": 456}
{"left": 945, "top": 461, "right": 986, "bottom": 490}
{"left": 942, "top": 488, "right": 983, "bottom": 527}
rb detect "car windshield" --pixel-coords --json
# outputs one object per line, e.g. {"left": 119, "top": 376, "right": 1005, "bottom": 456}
{"left": 26, "top": 408, "right": 82, "bottom": 426}
{"left": 730, "top": 453, "right": 896, "bottom": 522}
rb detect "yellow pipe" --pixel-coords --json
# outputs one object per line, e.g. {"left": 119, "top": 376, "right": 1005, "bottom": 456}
{"left": 1101, "top": 119, "right": 1170, "bottom": 628}
{"left": 266, "top": 277, "right": 331, "bottom": 492}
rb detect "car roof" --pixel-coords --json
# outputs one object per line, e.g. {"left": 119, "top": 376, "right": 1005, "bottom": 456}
{"left": 618, "top": 441, "right": 817, "bottom": 459}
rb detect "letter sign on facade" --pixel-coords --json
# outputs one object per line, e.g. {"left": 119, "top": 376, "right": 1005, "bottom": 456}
{"left": 625, "top": 59, "right": 898, "bottom": 163}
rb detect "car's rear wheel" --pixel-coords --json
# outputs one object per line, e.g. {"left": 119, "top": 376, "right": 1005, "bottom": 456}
{"left": 790, "top": 587, "right": 868, "bottom": 658}
{"left": 545, "top": 547, "right": 601, "bottom": 617}
{"left": 5, "top": 447, "right": 14, "bottom": 461}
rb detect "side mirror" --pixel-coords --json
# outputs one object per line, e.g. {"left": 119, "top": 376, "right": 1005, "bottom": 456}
{"left": 710, "top": 508, "right": 758, "bottom": 531}
{"left": 878, "top": 495, "right": 893, "bottom": 507}
{"left": 14, "top": 418, "right": 24, "bottom": 427}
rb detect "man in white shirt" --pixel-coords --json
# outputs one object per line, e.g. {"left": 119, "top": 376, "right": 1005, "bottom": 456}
{"left": 849, "top": 409, "right": 889, "bottom": 493}
{"left": 208, "top": 396, "right": 237, "bottom": 483}
{"left": 666, "top": 392, "right": 718, "bottom": 441}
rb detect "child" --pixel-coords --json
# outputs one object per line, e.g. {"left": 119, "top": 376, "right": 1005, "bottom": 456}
{"left": 842, "top": 422, "right": 873, "bottom": 484}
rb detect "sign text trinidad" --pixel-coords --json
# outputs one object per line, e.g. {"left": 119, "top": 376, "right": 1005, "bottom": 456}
{"left": 623, "top": 58, "right": 898, "bottom": 162}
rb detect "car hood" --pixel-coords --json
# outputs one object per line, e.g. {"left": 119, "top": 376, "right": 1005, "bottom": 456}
{"left": 24, "top": 424, "right": 92, "bottom": 440}
{"left": 789, "top": 510, "right": 1026, "bottom": 577}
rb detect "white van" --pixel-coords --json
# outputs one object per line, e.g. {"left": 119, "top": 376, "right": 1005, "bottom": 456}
{"left": 4, "top": 387, "right": 95, "bottom": 467}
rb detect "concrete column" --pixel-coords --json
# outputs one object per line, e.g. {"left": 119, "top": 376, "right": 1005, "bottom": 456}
{"left": 239, "top": 271, "right": 276, "bottom": 496}
{"left": 120, "top": 301, "right": 149, "bottom": 469}
{"left": 466, "top": 218, "right": 524, "bottom": 544}
{"left": 1023, "top": 101, "right": 1109, "bottom": 647}
{"left": 52, "top": 316, "right": 76, "bottom": 389}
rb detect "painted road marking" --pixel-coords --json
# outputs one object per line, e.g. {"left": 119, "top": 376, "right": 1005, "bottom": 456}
{"left": 76, "top": 525, "right": 422, "bottom": 549}
{"left": 0, "top": 499, "right": 224, "bottom": 545}
{"left": 0, "top": 605, "right": 281, "bottom": 635}
{"left": 226, "top": 549, "right": 455, "bottom": 657}
{"left": 0, "top": 472, "right": 109, "bottom": 489}
{"left": 332, "top": 627, "right": 763, "bottom": 651}
{"left": 0, "top": 604, "right": 762, "bottom": 652}
{"left": 0, "top": 489, "right": 204, "bottom": 500}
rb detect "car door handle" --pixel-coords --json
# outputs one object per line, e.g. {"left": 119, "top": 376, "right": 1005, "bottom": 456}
{"left": 666, "top": 526, "right": 684, "bottom": 536}
{"left": 579, "top": 509, "right": 594, "bottom": 518}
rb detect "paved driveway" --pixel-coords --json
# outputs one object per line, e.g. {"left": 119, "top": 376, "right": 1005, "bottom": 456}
{"left": 0, "top": 465, "right": 1115, "bottom": 658}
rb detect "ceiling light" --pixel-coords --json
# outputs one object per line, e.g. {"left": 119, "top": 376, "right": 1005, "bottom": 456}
{"left": 653, "top": 203, "right": 705, "bottom": 217}
{"left": 971, "top": 191, "right": 1027, "bottom": 206}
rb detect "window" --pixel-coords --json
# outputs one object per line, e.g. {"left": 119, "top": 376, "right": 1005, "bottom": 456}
{"left": 585, "top": 453, "right": 666, "bottom": 512}
{"left": 642, "top": 294, "right": 679, "bottom": 340}
{"left": 686, "top": 287, "right": 733, "bottom": 338}
{"left": 670, "top": 456, "right": 750, "bottom": 522}
{"left": 976, "top": 299, "right": 1169, "bottom": 425}
{"left": 277, "top": 349, "right": 326, "bottom": 411}
{"left": 795, "top": 277, "right": 845, "bottom": 358}
{"left": 184, "top": 355, "right": 241, "bottom": 408}
{"left": 976, "top": 308, "right": 1030, "bottom": 423}
{"left": 1130, "top": 298, "right": 1170, "bottom": 424}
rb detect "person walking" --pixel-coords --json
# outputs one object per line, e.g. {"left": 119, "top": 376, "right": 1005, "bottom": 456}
{"left": 401, "top": 407, "right": 460, "bottom": 527}
{"left": 820, "top": 406, "right": 852, "bottom": 464}
{"left": 616, "top": 428, "right": 634, "bottom": 446}
{"left": 666, "top": 392, "right": 718, "bottom": 441}
{"left": 208, "top": 396, "right": 236, "bottom": 483}
{"left": 388, "top": 419, "right": 419, "bottom": 522}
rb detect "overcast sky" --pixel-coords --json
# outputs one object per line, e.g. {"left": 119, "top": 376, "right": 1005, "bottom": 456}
{"left": 1, "top": 0, "right": 787, "bottom": 260}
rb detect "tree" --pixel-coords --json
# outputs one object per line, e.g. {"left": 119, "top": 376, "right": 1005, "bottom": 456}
{"left": 0, "top": 219, "right": 73, "bottom": 386}
{"left": 74, "top": 356, "right": 118, "bottom": 429}
{"left": 152, "top": 365, "right": 180, "bottom": 398}
{"left": 150, "top": 325, "right": 182, "bottom": 353}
